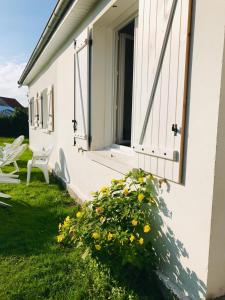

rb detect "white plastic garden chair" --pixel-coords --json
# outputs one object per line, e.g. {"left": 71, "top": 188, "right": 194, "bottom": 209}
{"left": 27, "top": 146, "right": 53, "bottom": 185}
{"left": 0, "top": 144, "right": 27, "bottom": 174}
{"left": 0, "top": 135, "right": 24, "bottom": 158}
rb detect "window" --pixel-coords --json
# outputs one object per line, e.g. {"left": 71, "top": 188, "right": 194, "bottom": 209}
{"left": 89, "top": 0, "right": 191, "bottom": 183}
{"left": 89, "top": 1, "right": 138, "bottom": 153}
{"left": 116, "top": 20, "right": 135, "bottom": 147}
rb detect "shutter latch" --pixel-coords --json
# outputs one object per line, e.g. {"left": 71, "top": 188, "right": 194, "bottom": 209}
{"left": 172, "top": 124, "right": 178, "bottom": 136}
{"left": 72, "top": 119, "right": 77, "bottom": 132}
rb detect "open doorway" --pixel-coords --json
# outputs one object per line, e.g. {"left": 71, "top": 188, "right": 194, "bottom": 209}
{"left": 116, "top": 20, "right": 135, "bottom": 147}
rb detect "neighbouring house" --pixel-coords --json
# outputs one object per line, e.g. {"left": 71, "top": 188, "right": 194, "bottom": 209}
{"left": 0, "top": 96, "right": 23, "bottom": 116}
{"left": 18, "top": 0, "right": 225, "bottom": 298}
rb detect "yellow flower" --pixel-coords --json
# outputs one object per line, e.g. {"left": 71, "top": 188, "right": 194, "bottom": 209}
{"left": 149, "top": 197, "right": 157, "bottom": 204}
{"left": 139, "top": 238, "right": 144, "bottom": 245}
{"left": 138, "top": 193, "right": 145, "bottom": 201}
{"left": 108, "top": 232, "right": 113, "bottom": 241}
{"left": 76, "top": 211, "right": 82, "bottom": 218}
{"left": 138, "top": 177, "right": 144, "bottom": 183}
{"left": 123, "top": 187, "right": 129, "bottom": 196}
{"left": 95, "top": 244, "right": 101, "bottom": 251}
{"left": 92, "top": 232, "right": 100, "bottom": 239}
{"left": 144, "top": 225, "right": 151, "bottom": 233}
{"left": 99, "top": 186, "right": 109, "bottom": 193}
{"left": 112, "top": 179, "right": 119, "bottom": 184}
{"left": 112, "top": 179, "right": 125, "bottom": 186}
{"left": 119, "top": 179, "right": 125, "bottom": 183}
{"left": 131, "top": 219, "right": 138, "bottom": 226}
{"left": 100, "top": 216, "right": 105, "bottom": 223}
{"left": 58, "top": 223, "right": 62, "bottom": 230}
{"left": 69, "top": 227, "right": 75, "bottom": 234}
{"left": 130, "top": 234, "right": 135, "bottom": 242}
{"left": 63, "top": 216, "right": 71, "bottom": 227}
{"left": 57, "top": 234, "right": 64, "bottom": 243}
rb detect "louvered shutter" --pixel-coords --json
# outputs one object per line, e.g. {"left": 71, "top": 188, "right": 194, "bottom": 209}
{"left": 38, "top": 93, "right": 43, "bottom": 128}
{"left": 132, "top": 0, "right": 192, "bottom": 183}
{"left": 34, "top": 94, "right": 39, "bottom": 128}
{"left": 47, "top": 85, "right": 54, "bottom": 132}
{"left": 73, "top": 28, "right": 91, "bottom": 151}
{"left": 28, "top": 98, "right": 33, "bottom": 126}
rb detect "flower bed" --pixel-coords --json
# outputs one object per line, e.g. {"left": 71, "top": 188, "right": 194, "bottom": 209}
{"left": 57, "top": 169, "right": 158, "bottom": 268}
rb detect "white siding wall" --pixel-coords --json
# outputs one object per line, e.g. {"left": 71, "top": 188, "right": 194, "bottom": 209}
{"left": 28, "top": 0, "right": 225, "bottom": 298}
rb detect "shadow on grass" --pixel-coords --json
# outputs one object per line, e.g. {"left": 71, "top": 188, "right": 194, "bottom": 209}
{"left": 0, "top": 200, "right": 60, "bottom": 256}
{"left": 0, "top": 158, "right": 74, "bottom": 257}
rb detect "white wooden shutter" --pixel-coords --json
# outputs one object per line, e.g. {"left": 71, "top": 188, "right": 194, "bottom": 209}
{"left": 73, "top": 28, "right": 90, "bottom": 151}
{"left": 132, "top": 0, "right": 192, "bottom": 183}
{"left": 28, "top": 98, "right": 33, "bottom": 126}
{"left": 47, "top": 85, "right": 54, "bottom": 132}
{"left": 38, "top": 93, "right": 43, "bottom": 128}
{"left": 34, "top": 93, "right": 39, "bottom": 129}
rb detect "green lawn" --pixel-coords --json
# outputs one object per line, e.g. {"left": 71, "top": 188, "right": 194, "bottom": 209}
{"left": 0, "top": 137, "right": 165, "bottom": 300}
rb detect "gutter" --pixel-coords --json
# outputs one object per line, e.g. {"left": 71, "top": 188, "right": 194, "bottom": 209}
{"left": 18, "top": 0, "right": 75, "bottom": 86}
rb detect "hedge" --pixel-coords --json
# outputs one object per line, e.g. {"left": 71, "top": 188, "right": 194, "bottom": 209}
{"left": 0, "top": 108, "right": 29, "bottom": 137}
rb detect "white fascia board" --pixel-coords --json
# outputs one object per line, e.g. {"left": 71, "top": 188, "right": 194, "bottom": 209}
{"left": 24, "top": 0, "right": 101, "bottom": 85}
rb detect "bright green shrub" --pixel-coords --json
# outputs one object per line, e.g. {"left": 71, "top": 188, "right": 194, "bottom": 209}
{"left": 57, "top": 169, "right": 158, "bottom": 267}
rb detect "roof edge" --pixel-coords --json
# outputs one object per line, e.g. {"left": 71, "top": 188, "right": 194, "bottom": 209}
{"left": 18, "top": 0, "right": 75, "bottom": 86}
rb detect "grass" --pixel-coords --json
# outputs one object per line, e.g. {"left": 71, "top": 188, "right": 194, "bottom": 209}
{"left": 0, "top": 137, "right": 165, "bottom": 300}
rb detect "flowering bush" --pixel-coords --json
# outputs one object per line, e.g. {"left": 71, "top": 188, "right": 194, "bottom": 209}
{"left": 57, "top": 169, "right": 158, "bottom": 266}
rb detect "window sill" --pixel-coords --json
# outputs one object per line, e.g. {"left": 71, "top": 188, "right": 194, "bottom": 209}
{"left": 42, "top": 128, "right": 51, "bottom": 134}
{"left": 30, "top": 126, "right": 52, "bottom": 134}
{"left": 87, "top": 146, "right": 137, "bottom": 174}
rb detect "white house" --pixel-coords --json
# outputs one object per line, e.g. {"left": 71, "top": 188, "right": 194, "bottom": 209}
{"left": 18, "top": 0, "right": 225, "bottom": 298}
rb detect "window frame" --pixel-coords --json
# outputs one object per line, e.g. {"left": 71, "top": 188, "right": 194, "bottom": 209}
{"left": 116, "top": 31, "right": 135, "bottom": 146}
{"left": 87, "top": 10, "right": 138, "bottom": 173}
{"left": 112, "top": 15, "right": 138, "bottom": 149}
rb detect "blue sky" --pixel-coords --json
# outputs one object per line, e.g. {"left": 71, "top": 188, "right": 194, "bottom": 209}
{"left": 0, "top": 0, "right": 56, "bottom": 106}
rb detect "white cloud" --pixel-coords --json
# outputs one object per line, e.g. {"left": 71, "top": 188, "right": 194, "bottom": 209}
{"left": 0, "top": 61, "right": 28, "bottom": 107}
